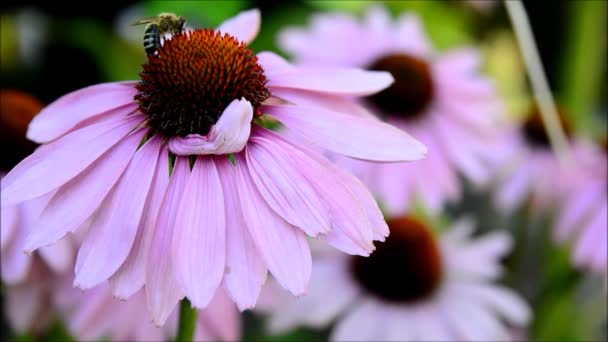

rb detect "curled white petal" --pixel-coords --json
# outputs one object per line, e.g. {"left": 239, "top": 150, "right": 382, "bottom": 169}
{"left": 168, "top": 98, "right": 253, "bottom": 155}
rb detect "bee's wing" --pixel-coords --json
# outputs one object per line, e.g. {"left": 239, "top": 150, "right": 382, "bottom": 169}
{"left": 131, "top": 16, "right": 157, "bottom": 26}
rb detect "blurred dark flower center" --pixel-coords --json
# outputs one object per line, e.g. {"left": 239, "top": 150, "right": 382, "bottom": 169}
{"left": 365, "top": 54, "right": 434, "bottom": 120}
{"left": 135, "top": 29, "right": 270, "bottom": 137}
{"left": 350, "top": 216, "right": 442, "bottom": 303}
{"left": 522, "top": 104, "right": 571, "bottom": 149}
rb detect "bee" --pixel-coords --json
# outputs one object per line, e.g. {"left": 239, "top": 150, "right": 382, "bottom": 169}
{"left": 131, "top": 13, "right": 186, "bottom": 55}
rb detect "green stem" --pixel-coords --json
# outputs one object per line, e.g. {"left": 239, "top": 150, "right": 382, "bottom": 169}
{"left": 176, "top": 298, "right": 197, "bottom": 342}
{"left": 559, "top": 0, "right": 606, "bottom": 134}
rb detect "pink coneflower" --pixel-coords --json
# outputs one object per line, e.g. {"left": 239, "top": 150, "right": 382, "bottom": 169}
{"left": 1, "top": 173, "right": 75, "bottom": 334}
{"left": 258, "top": 216, "right": 531, "bottom": 341}
{"left": 54, "top": 283, "right": 239, "bottom": 342}
{"left": 555, "top": 141, "right": 607, "bottom": 274}
{"left": 0, "top": 9, "right": 426, "bottom": 324}
{"left": 493, "top": 106, "right": 583, "bottom": 212}
{"left": 278, "top": 6, "right": 503, "bottom": 214}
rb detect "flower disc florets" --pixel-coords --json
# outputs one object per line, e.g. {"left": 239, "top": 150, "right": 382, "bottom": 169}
{"left": 135, "top": 29, "right": 271, "bottom": 137}
{"left": 351, "top": 216, "right": 442, "bottom": 303}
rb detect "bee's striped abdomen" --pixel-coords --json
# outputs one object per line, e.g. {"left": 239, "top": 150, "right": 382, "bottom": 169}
{"left": 143, "top": 24, "right": 161, "bottom": 55}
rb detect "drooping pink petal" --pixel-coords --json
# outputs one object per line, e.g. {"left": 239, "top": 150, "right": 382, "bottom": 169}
{"left": 74, "top": 130, "right": 155, "bottom": 289}
{"left": 110, "top": 145, "right": 170, "bottom": 299}
{"left": 216, "top": 9, "right": 260, "bottom": 45}
{"left": 24, "top": 129, "right": 143, "bottom": 253}
{"left": 234, "top": 153, "right": 311, "bottom": 296}
{"left": 1, "top": 109, "right": 144, "bottom": 206}
{"left": 173, "top": 157, "right": 226, "bottom": 308}
{"left": 26, "top": 82, "right": 138, "bottom": 143}
{"left": 168, "top": 99, "right": 253, "bottom": 156}
{"left": 292, "top": 140, "right": 388, "bottom": 241}
{"left": 38, "top": 237, "right": 73, "bottom": 274}
{"left": 267, "top": 68, "right": 393, "bottom": 96}
{"left": 246, "top": 137, "right": 331, "bottom": 237}
{"left": 195, "top": 288, "right": 240, "bottom": 342}
{"left": 146, "top": 157, "right": 189, "bottom": 326}
{"left": 216, "top": 157, "right": 267, "bottom": 311}
{"left": 1, "top": 205, "right": 17, "bottom": 249}
{"left": 5, "top": 283, "right": 44, "bottom": 333}
{"left": 1, "top": 229, "right": 31, "bottom": 284}
{"left": 256, "top": 128, "right": 376, "bottom": 255}
{"left": 266, "top": 105, "right": 426, "bottom": 162}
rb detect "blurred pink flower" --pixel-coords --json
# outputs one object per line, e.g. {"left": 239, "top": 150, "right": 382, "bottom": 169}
{"left": 555, "top": 141, "right": 607, "bottom": 274}
{"left": 0, "top": 9, "right": 426, "bottom": 325}
{"left": 1, "top": 173, "right": 76, "bottom": 335}
{"left": 492, "top": 110, "right": 588, "bottom": 213}
{"left": 55, "top": 282, "right": 239, "bottom": 342}
{"left": 279, "top": 6, "right": 504, "bottom": 214}
{"left": 258, "top": 217, "right": 531, "bottom": 341}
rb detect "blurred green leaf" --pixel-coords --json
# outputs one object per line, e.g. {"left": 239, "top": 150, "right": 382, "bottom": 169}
{"left": 385, "top": 0, "right": 474, "bottom": 50}
{"left": 144, "top": 0, "right": 248, "bottom": 27}
{"left": 248, "top": 3, "right": 311, "bottom": 54}
{"left": 41, "top": 321, "right": 75, "bottom": 342}
{"left": 306, "top": 0, "right": 375, "bottom": 13}
{"left": 59, "top": 18, "right": 143, "bottom": 82}
{"left": 559, "top": 0, "right": 607, "bottom": 136}
{"left": 243, "top": 312, "right": 328, "bottom": 342}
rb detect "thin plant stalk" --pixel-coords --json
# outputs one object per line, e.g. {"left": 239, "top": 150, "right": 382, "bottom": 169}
{"left": 505, "top": 0, "right": 571, "bottom": 164}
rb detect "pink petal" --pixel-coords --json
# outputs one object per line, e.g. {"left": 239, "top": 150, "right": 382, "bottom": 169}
{"left": 196, "top": 288, "right": 240, "bottom": 341}
{"left": 173, "top": 157, "right": 225, "bottom": 308}
{"left": 256, "top": 128, "right": 376, "bottom": 255}
{"left": 394, "top": 13, "right": 431, "bottom": 57}
{"left": 23, "top": 129, "right": 143, "bottom": 253}
{"left": 1, "top": 109, "right": 143, "bottom": 206}
{"left": 5, "top": 283, "right": 44, "bottom": 333}
{"left": 300, "top": 147, "right": 389, "bottom": 242}
{"left": 270, "top": 257, "right": 360, "bottom": 332}
{"left": 363, "top": 5, "right": 391, "bottom": 35}
{"left": 110, "top": 145, "right": 170, "bottom": 299}
{"left": 216, "top": 9, "right": 260, "bottom": 44}
{"left": 266, "top": 105, "right": 426, "bottom": 162}
{"left": 330, "top": 300, "right": 382, "bottom": 341}
{"left": 256, "top": 52, "right": 293, "bottom": 76}
{"left": 269, "top": 88, "right": 376, "bottom": 119}
{"left": 434, "top": 48, "right": 481, "bottom": 76}
{"left": 556, "top": 186, "right": 602, "bottom": 242}
{"left": 146, "top": 157, "right": 189, "bottom": 325}
{"left": 38, "top": 237, "right": 74, "bottom": 273}
{"left": 216, "top": 157, "right": 267, "bottom": 311}
{"left": 460, "top": 282, "right": 532, "bottom": 326}
{"left": 1, "top": 229, "right": 31, "bottom": 284}
{"left": 496, "top": 159, "right": 533, "bottom": 212}
{"left": 267, "top": 68, "right": 394, "bottom": 96}
{"left": 246, "top": 136, "right": 331, "bottom": 237}
{"left": 27, "top": 82, "right": 138, "bottom": 143}
{"left": 73, "top": 129, "right": 154, "bottom": 289}
{"left": 168, "top": 99, "right": 253, "bottom": 156}
{"left": 234, "top": 153, "right": 311, "bottom": 296}
{"left": 574, "top": 205, "right": 607, "bottom": 269}
{"left": 1, "top": 205, "right": 17, "bottom": 249}
{"left": 431, "top": 116, "right": 489, "bottom": 185}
